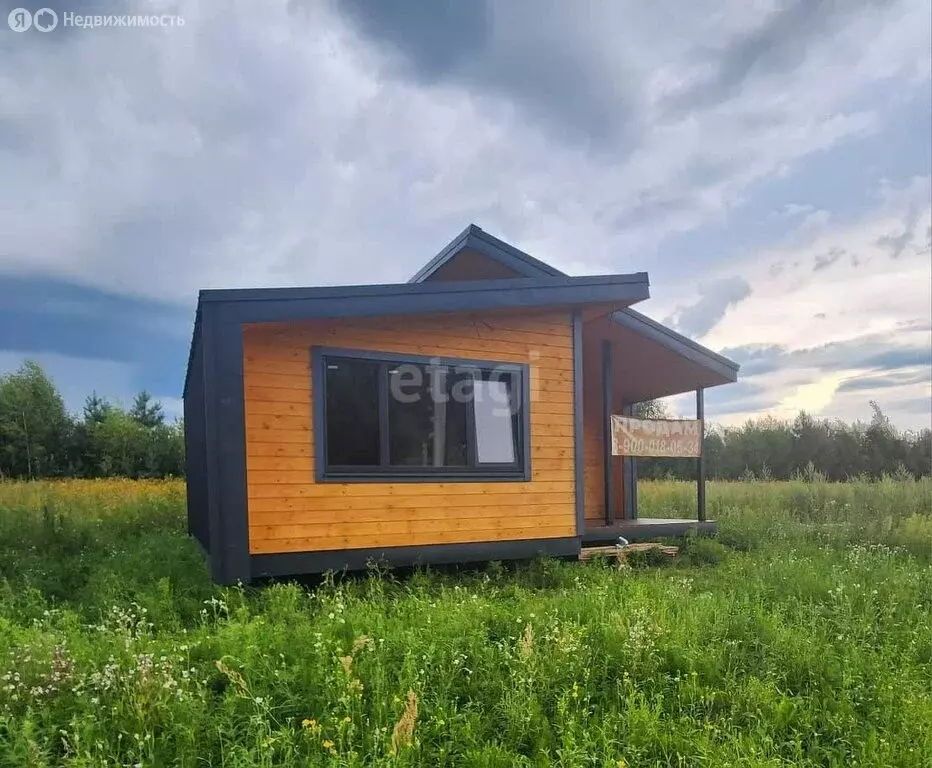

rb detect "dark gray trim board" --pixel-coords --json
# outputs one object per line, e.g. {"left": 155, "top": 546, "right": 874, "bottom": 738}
{"left": 409, "top": 224, "right": 565, "bottom": 283}
{"left": 201, "top": 273, "right": 649, "bottom": 326}
{"left": 612, "top": 308, "right": 739, "bottom": 381}
{"left": 183, "top": 324, "right": 209, "bottom": 552}
{"left": 200, "top": 272, "right": 647, "bottom": 304}
{"left": 185, "top": 273, "right": 650, "bottom": 393}
{"left": 572, "top": 310, "right": 585, "bottom": 536}
{"left": 311, "top": 346, "right": 532, "bottom": 483}
{"left": 251, "top": 537, "right": 582, "bottom": 578}
{"left": 182, "top": 307, "right": 202, "bottom": 399}
{"left": 200, "top": 305, "right": 251, "bottom": 584}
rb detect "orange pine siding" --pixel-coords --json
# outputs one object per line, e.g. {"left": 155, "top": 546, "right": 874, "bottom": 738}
{"left": 242, "top": 309, "right": 577, "bottom": 554}
{"left": 582, "top": 316, "right": 625, "bottom": 522}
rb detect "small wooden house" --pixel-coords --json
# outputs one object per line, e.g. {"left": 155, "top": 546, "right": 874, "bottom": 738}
{"left": 184, "top": 225, "right": 739, "bottom": 583}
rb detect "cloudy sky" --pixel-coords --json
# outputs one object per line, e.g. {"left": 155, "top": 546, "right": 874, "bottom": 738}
{"left": 1, "top": 0, "right": 930, "bottom": 428}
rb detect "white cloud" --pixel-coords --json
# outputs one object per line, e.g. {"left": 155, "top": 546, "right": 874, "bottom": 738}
{"left": 703, "top": 176, "right": 932, "bottom": 355}
{"left": 0, "top": 1, "right": 929, "bottom": 429}
{"left": 653, "top": 177, "right": 932, "bottom": 428}
{"left": 0, "top": 0, "right": 928, "bottom": 302}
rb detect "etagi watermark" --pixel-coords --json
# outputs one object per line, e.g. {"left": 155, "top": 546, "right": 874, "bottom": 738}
{"left": 8, "top": 8, "right": 184, "bottom": 32}
{"left": 387, "top": 362, "right": 520, "bottom": 415}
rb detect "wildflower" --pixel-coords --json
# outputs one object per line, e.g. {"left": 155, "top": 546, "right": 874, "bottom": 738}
{"left": 322, "top": 739, "right": 335, "bottom": 752}
{"left": 518, "top": 622, "right": 534, "bottom": 661}
{"left": 353, "top": 635, "right": 374, "bottom": 652}
{"left": 302, "top": 718, "right": 321, "bottom": 735}
{"left": 390, "top": 690, "right": 418, "bottom": 754}
{"left": 215, "top": 660, "right": 248, "bottom": 697}
{"left": 340, "top": 655, "right": 353, "bottom": 675}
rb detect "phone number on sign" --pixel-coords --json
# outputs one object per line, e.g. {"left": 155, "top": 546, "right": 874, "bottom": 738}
{"left": 620, "top": 437, "right": 700, "bottom": 456}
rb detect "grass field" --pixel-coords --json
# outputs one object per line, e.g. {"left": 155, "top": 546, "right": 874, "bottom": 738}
{"left": 0, "top": 479, "right": 929, "bottom": 767}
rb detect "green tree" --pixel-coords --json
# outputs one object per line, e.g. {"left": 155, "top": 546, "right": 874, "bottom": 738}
{"left": 633, "top": 399, "right": 669, "bottom": 419}
{"left": 83, "top": 391, "right": 113, "bottom": 424}
{"left": 130, "top": 390, "right": 164, "bottom": 428}
{"left": 94, "top": 408, "right": 149, "bottom": 477}
{"left": 0, "top": 361, "right": 72, "bottom": 479}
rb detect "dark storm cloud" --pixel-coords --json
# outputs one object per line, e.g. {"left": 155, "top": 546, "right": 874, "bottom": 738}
{"left": 837, "top": 370, "right": 931, "bottom": 393}
{"left": 662, "top": 0, "right": 890, "bottom": 115}
{"left": 720, "top": 345, "right": 786, "bottom": 377}
{"left": 703, "top": 380, "right": 774, "bottom": 417}
{"left": 666, "top": 277, "right": 752, "bottom": 337}
{"left": 722, "top": 332, "right": 932, "bottom": 382}
{"left": 333, "top": 0, "right": 639, "bottom": 146}
{"left": 0, "top": 277, "right": 190, "bottom": 394}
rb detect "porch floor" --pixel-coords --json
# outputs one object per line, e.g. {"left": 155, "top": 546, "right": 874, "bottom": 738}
{"left": 582, "top": 518, "right": 717, "bottom": 544}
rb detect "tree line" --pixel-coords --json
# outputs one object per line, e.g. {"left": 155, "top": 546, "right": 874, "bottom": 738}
{"left": 634, "top": 401, "right": 931, "bottom": 481}
{"left": 0, "top": 361, "right": 183, "bottom": 479}
{"left": 0, "top": 361, "right": 928, "bottom": 481}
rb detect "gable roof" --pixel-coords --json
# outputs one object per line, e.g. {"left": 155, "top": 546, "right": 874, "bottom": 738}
{"left": 408, "top": 224, "right": 565, "bottom": 283}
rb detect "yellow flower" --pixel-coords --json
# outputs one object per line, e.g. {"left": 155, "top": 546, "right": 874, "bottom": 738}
{"left": 322, "top": 739, "right": 335, "bottom": 750}
{"left": 301, "top": 718, "right": 318, "bottom": 730}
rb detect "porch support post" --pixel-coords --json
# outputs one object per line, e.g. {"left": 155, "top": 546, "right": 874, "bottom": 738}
{"left": 602, "top": 339, "right": 615, "bottom": 525}
{"left": 621, "top": 404, "right": 638, "bottom": 520}
{"left": 696, "top": 387, "right": 706, "bottom": 522}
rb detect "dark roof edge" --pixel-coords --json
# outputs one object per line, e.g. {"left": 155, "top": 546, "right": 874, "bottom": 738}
{"left": 209, "top": 273, "right": 649, "bottom": 325}
{"left": 612, "top": 308, "right": 740, "bottom": 381}
{"left": 199, "top": 271, "right": 648, "bottom": 304}
{"left": 182, "top": 301, "right": 202, "bottom": 400}
{"left": 408, "top": 224, "right": 565, "bottom": 283}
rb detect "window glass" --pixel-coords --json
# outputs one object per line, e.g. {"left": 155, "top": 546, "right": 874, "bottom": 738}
{"left": 319, "top": 352, "right": 524, "bottom": 478}
{"left": 388, "top": 365, "right": 469, "bottom": 466}
{"left": 473, "top": 376, "right": 517, "bottom": 464}
{"left": 325, "top": 358, "right": 380, "bottom": 466}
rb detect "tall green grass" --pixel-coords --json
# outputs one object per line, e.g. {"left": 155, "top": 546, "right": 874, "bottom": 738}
{"left": 0, "top": 479, "right": 929, "bottom": 766}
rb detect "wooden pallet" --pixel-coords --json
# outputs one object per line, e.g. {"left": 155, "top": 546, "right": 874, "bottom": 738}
{"left": 579, "top": 542, "right": 679, "bottom": 562}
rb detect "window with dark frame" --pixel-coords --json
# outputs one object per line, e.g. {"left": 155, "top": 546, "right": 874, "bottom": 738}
{"left": 320, "top": 352, "right": 527, "bottom": 480}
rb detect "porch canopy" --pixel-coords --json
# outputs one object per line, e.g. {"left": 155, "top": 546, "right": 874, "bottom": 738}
{"left": 582, "top": 306, "right": 738, "bottom": 536}
{"left": 601, "top": 308, "right": 738, "bottom": 404}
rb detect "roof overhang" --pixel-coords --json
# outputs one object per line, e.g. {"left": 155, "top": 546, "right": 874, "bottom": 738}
{"left": 612, "top": 308, "right": 739, "bottom": 383}
{"left": 199, "top": 272, "right": 650, "bottom": 325}
{"left": 595, "top": 308, "right": 739, "bottom": 402}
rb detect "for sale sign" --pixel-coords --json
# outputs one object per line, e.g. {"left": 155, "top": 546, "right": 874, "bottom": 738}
{"left": 611, "top": 416, "right": 702, "bottom": 458}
